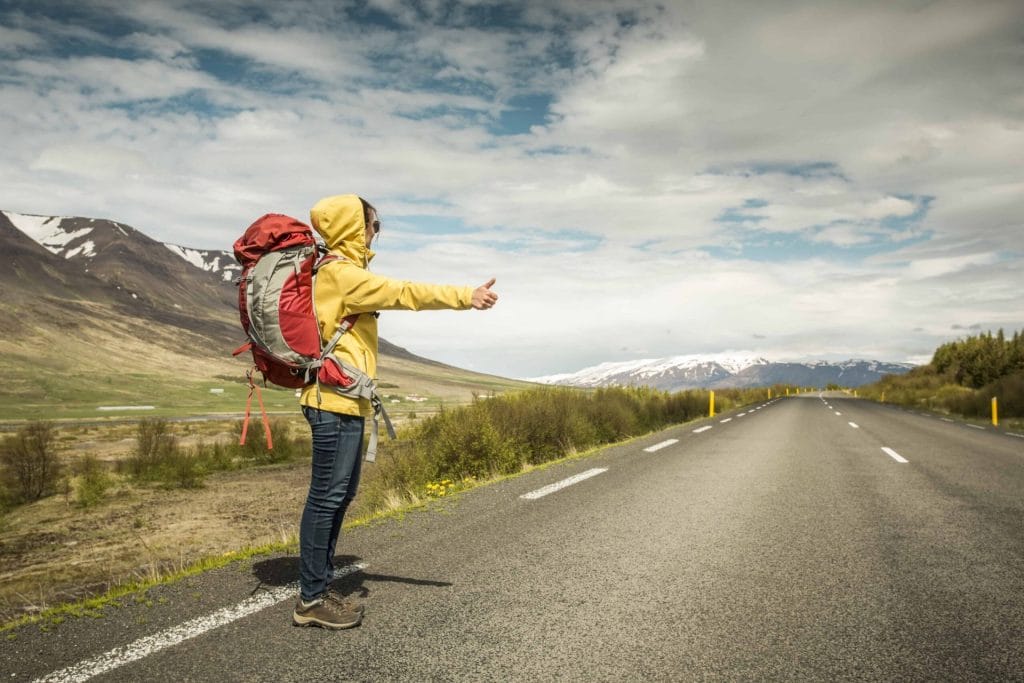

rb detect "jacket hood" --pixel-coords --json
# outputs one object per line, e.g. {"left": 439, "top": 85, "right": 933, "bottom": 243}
{"left": 309, "top": 194, "right": 375, "bottom": 267}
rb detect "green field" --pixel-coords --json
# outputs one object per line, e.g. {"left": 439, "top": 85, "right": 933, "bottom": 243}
{"left": 0, "top": 355, "right": 535, "bottom": 423}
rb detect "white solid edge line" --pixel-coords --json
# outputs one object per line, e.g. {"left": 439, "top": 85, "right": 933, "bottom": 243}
{"left": 882, "top": 447, "right": 909, "bottom": 463}
{"left": 643, "top": 438, "right": 679, "bottom": 453}
{"left": 520, "top": 468, "right": 608, "bottom": 500}
{"left": 720, "top": 418, "right": 732, "bottom": 423}
{"left": 693, "top": 426, "right": 713, "bottom": 434}
{"left": 34, "top": 564, "right": 368, "bottom": 683}
{"left": 848, "top": 422, "right": 859, "bottom": 429}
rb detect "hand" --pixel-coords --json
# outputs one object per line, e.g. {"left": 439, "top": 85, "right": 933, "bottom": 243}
{"left": 472, "top": 278, "right": 498, "bottom": 310}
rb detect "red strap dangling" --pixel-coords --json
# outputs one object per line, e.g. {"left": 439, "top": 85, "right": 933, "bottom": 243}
{"left": 240, "top": 368, "right": 274, "bottom": 449}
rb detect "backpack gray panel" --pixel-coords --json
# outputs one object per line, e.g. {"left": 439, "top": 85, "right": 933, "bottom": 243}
{"left": 247, "top": 247, "right": 315, "bottom": 365}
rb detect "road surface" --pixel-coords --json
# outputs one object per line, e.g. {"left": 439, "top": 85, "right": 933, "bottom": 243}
{"left": 4, "top": 394, "right": 1023, "bottom": 681}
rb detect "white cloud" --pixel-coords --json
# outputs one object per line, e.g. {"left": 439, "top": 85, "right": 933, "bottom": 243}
{"left": 30, "top": 143, "right": 148, "bottom": 178}
{"left": 863, "top": 196, "right": 917, "bottom": 220}
{"left": 1, "top": 0, "right": 1022, "bottom": 376}
{"left": 0, "top": 25, "right": 43, "bottom": 52}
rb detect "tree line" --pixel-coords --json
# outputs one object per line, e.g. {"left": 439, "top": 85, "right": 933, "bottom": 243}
{"left": 931, "top": 329, "right": 1024, "bottom": 389}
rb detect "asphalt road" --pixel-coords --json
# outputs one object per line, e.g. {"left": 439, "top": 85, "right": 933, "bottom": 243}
{"left": 4, "top": 394, "right": 1023, "bottom": 682}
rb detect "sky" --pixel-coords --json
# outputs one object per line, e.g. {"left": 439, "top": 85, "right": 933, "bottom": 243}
{"left": 1, "top": 0, "right": 1022, "bottom": 378}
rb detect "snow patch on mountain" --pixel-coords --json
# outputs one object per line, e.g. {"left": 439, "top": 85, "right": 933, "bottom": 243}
{"left": 45, "top": 227, "right": 93, "bottom": 252}
{"left": 165, "top": 244, "right": 240, "bottom": 282}
{"left": 64, "top": 240, "right": 97, "bottom": 259}
{"left": 4, "top": 210, "right": 94, "bottom": 256}
{"left": 5, "top": 211, "right": 65, "bottom": 242}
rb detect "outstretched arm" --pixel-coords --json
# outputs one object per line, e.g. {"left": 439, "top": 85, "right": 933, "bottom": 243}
{"left": 319, "top": 264, "right": 498, "bottom": 314}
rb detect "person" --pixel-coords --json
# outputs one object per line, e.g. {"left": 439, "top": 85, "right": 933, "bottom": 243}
{"left": 291, "top": 194, "right": 498, "bottom": 630}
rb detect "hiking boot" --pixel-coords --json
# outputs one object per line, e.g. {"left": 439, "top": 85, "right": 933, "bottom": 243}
{"left": 325, "top": 588, "right": 365, "bottom": 615}
{"left": 292, "top": 592, "right": 362, "bottom": 630}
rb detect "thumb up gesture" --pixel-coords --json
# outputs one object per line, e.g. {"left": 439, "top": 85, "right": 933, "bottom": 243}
{"left": 472, "top": 278, "right": 499, "bottom": 310}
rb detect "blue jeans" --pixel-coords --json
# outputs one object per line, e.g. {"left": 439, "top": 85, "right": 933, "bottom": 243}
{"left": 299, "top": 406, "right": 364, "bottom": 601}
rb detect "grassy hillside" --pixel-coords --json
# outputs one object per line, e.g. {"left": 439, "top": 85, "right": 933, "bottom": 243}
{"left": 0, "top": 298, "right": 533, "bottom": 422}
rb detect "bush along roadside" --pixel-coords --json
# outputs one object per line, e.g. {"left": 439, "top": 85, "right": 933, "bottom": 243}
{"left": 114, "top": 418, "right": 306, "bottom": 490}
{"left": 859, "top": 328, "right": 1024, "bottom": 424}
{"left": 0, "top": 417, "right": 310, "bottom": 515}
{"left": 358, "top": 385, "right": 764, "bottom": 515}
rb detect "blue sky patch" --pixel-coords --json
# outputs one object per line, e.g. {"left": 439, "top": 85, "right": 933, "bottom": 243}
{"left": 703, "top": 225, "right": 932, "bottom": 262}
{"left": 492, "top": 93, "right": 554, "bottom": 135}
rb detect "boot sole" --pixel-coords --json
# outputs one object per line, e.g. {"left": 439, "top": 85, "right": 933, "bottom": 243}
{"left": 292, "top": 613, "right": 362, "bottom": 630}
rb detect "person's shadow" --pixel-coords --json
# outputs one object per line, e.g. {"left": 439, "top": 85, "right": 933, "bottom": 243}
{"left": 250, "top": 555, "right": 452, "bottom": 600}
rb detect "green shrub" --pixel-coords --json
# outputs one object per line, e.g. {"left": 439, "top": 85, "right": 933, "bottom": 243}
{"left": 197, "top": 441, "right": 236, "bottom": 473}
{"left": 76, "top": 456, "right": 113, "bottom": 508}
{"left": 233, "top": 418, "right": 303, "bottom": 464}
{"left": 124, "top": 419, "right": 178, "bottom": 480}
{"left": 0, "top": 421, "right": 62, "bottom": 504}
{"left": 162, "top": 451, "right": 205, "bottom": 489}
{"left": 989, "top": 371, "right": 1024, "bottom": 417}
{"left": 359, "top": 385, "right": 751, "bottom": 516}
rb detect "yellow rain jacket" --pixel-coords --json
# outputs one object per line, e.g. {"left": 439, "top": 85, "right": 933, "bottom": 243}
{"left": 299, "top": 194, "right": 474, "bottom": 417}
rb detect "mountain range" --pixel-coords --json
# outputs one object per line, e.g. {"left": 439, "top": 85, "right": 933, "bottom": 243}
{"left": 533, "top": 354, "right": 915, "bottom": 391}
{"left": 0, "top": 209, "right": 526, "bottom": 418}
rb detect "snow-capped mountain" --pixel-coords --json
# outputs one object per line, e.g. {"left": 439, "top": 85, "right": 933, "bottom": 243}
{"left": 536, "top": 354, "right": 771, "bottom": 390}
{"left": 3, "top": 210, "right": 239, "bottom": 283}
{"left": 0, "top": 208, "right": 447, "bottom": 368}
{"left": 533, "top": 355, "right": 914, "bottom": 391}
{"left": 2, "top": 209, "right": 238, "bottom": 315}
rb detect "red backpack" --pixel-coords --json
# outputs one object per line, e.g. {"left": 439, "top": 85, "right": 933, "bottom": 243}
{"left": 231, "top": 214, "right": 392, "bottom": 456}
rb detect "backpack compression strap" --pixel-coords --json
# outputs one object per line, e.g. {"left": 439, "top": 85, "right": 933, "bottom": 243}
{"left": 240, "top": 368, "right": 273, "bottom": 449}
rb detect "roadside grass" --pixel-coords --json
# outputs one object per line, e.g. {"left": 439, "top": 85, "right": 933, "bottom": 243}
{"left": 1, "top": 538, "right": 298, "bottom": 635}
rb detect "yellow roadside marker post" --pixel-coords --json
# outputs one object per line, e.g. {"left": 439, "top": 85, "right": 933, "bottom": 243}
{"left": 992, "top": 397, "right": 998, "bottom": 426}
{"left": 709, "top": 390, "right": 715, "bottom": 417}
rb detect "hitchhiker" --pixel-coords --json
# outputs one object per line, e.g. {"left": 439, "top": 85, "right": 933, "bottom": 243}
{"left": 291, "top": 194, "right": 498, "bottom": 630}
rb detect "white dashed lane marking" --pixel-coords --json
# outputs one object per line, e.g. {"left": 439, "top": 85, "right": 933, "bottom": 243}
{"left": 520, "top": 468, "right": 608, "bottom": 500}
{"left": 644, "top": 439, "right": 679, "bottom": 453}
{"left": 693, "top": 426, "right": 713, "bottom": 434}
{"left": 34, "top": 564, "right": 367, "bottom": 683}
{"left": 720, "top": 418, "right": 732, "bottom": 423}
{"left": 848, "top": 422, "right": 860, "bottom": 429}
{"left": 882, "top": 447, "right": 909, "bottom": 464}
